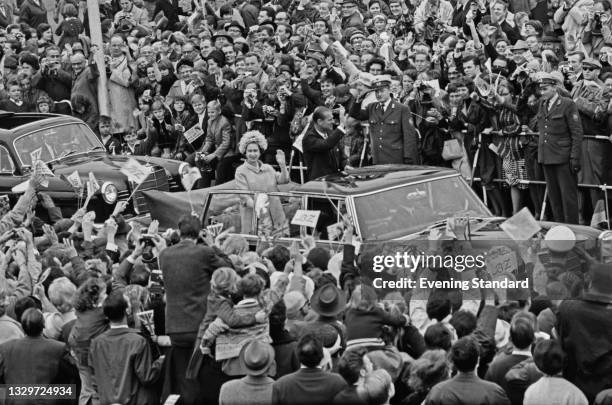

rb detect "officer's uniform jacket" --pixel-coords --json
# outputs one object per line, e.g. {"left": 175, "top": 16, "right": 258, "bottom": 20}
{"left": 351, "top": 99, "right": 419, "bottom": 165}
{"left": 536, "top": 95, "right": 583, "bottom": 165}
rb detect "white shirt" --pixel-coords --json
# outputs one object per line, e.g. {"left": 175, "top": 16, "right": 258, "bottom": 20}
{"left": 548, "top": 93, "right": 559, "bottom": 111}
{"left": 315, "top": 127, "right": 328, "bottom": 140}
{"left": 381, "top": 98, "right": 392, "bottom": 111}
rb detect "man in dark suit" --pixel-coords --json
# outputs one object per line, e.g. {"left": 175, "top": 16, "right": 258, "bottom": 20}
{"left": 89, "top": 292, "right": 165, "bottom": 405}
{"left": 537, "top": 73, "right": 583, "bottom": 224}
{"left": 424, "top": 337, "right": 510, "bottom": 405}
{"left": 302, "top": 106, "right": 347, "bottom": 181}
{"left": 272, "top": 333, "right": 347, "bottom": 405}
{"left": 350, "top": 75, "right": 419, "bottom": 165}
{"left": 158, "top": 214, "right": 231, "bottom": 405}
{"left": 0, "top": 308, "right": 78, "bottom": 403}
{"left": 557, "top": 263, "right": 612, "bottom": 403}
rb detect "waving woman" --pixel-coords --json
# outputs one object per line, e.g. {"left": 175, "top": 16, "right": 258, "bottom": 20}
{"left": 234, "top": 131, "right": 289, "bottom": 235}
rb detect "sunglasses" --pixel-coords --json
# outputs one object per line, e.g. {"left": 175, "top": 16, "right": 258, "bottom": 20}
{"left": 583, "top": 67, "right": 599, "bottom": 71}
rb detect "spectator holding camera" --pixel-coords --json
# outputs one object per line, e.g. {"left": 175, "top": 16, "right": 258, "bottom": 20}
{"left": 581, "top": 0, "right": 612, "bottom": 56}
{"left": 413, "top": 0, "right": 454, "bottom": 37}
{"left": 32, "top": 46, "right": 72, "bottom": 102}
{"left": 114, "top": 0, "right": 151, "bottom": 36}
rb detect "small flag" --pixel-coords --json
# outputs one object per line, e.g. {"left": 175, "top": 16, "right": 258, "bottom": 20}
{"left": 500, "top": 207, "right": 541, "bottom": 241}
{"left": 120, "top": 158, "right": 151, "bottom": 184}
{"left": 66, "top": 170, "right": 83, "bottom": 189}
{"left": 30, "top": 147, "right": 42, "bottom": 164}
{"left": 88, "top": 172, "right": 100, "bottom": 192}
{"left": 591, "top": 199, "right": 607, "bottom": 228}
{"left": 184, "top": 125, "right": 204, "bottom": 144}
{"left": 34, "top": 160, "right": 54, "bottom": 188}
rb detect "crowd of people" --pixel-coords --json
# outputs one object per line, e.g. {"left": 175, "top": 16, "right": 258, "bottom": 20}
{"left": 1, "top": 0, "right": 612, "bottom": 404}
{"left": 1, "top": 0, "right": 612, "bottom": 225}
{"left": 1, "top": 166, "right": 612, "bottom": 405}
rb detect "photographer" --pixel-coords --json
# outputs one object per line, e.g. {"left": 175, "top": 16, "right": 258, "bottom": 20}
{"left": 113, "top": 0, "right": 151, "bottom": 36}
{"left": 413, "top": 0, "right": 454, "bottom": 40}
{"left": 409, "top": 79, "right": 450, "bottom": 167}
{"left": 31, "top": 46, "right": 72, "bottom": 101}
{"left": 582, "top": 0, "right": 612, "bottom": 57}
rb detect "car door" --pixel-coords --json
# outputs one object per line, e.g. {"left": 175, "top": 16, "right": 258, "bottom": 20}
{"left": 202, "top": 190, "right": 260, "bottom": 246}
{"left": 263, "top": 193, "right": 351, "bottom": 253}
{"left": 0, "top": 143, "right": 28, "bottom": 199}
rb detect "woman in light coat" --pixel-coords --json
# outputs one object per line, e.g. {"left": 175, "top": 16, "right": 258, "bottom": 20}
{"left": 234, "top": 131, "right": 289, "bottom": 236}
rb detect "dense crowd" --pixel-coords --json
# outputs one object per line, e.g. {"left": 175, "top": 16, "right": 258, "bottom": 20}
{"left": 1, "top": 0, "right": 612, "bottom": 225}
{"left": 2, "top": 0, "right": 612, "bottom": 404}
{"left": 1, "top": 168, "right": 612, "bottom": 405}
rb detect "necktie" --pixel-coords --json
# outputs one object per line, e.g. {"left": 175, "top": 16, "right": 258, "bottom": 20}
{"left": 548, "top": 99, "right": 554, "bottom": 112}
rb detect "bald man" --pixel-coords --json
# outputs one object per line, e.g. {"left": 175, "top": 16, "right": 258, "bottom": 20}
{"left": 70, "top": 53, "right": 100, "bottom": 117}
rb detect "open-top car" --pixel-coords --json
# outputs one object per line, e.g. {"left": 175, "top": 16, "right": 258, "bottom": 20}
{"left": 0, "top": 113, "right": 186, "bottom": 219}
{"left": 144, "top": 165, "right": 607, "bottom": 255}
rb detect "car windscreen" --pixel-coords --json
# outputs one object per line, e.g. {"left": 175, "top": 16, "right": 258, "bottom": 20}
{"left": 353, "top": 176, "right": 491, "bottom": 240}
{"left": 14, "top": 123, "right": 104, "bottom": 166}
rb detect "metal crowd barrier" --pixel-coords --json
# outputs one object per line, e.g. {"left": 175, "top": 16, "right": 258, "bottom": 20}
{"left": 469, "top": 130, "right": 612, "bottom": 228}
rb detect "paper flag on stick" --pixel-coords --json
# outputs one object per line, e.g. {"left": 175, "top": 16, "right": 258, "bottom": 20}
{"left": 34, "top": 160, "right": 54, "bottom": 188}
{"left": 66, "top": 171, "right": 82, "bottom": 189}
{"left": 206, "top": 223, "right": 224, "bottom": 237}
{"left": 500, "top": 207, "right": 541, "bottom": 241}
{"left": 184, "top": 125, "right": 204, "bottom": 144}
{"left": 136, "top": 310, "right": 155, "bottom": 336}
{"left": 88, "top": 172, "right": 100, "bottom": 193}
{"left": 30, "top": 147, "right": 42, "bottom": 164}
{"left": 120, "top": 158, "right": 151, "bottom": 184}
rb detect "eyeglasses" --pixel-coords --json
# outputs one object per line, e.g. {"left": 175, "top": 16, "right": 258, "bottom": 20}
{"left": 583, "top": 67, "right": 599, "bottom": 71}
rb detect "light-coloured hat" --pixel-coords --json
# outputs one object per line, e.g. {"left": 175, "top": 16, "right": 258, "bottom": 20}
{"left": 372, "top": 74, "right": 392, "bottom": 89}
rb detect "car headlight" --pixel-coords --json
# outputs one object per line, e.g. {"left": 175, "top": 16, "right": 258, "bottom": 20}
{"left": 178, "top": 162, "right": 190, "bottom": 179}
{"left": 101, "top": 182, "right": 118, "bottom": 204}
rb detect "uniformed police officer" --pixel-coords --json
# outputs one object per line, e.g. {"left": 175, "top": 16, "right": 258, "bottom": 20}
{"left": 537, "top": 73, "right": 584, "bottom": 224}
{"left": 349, "top": 74, "right": 419, "bottom": 165}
